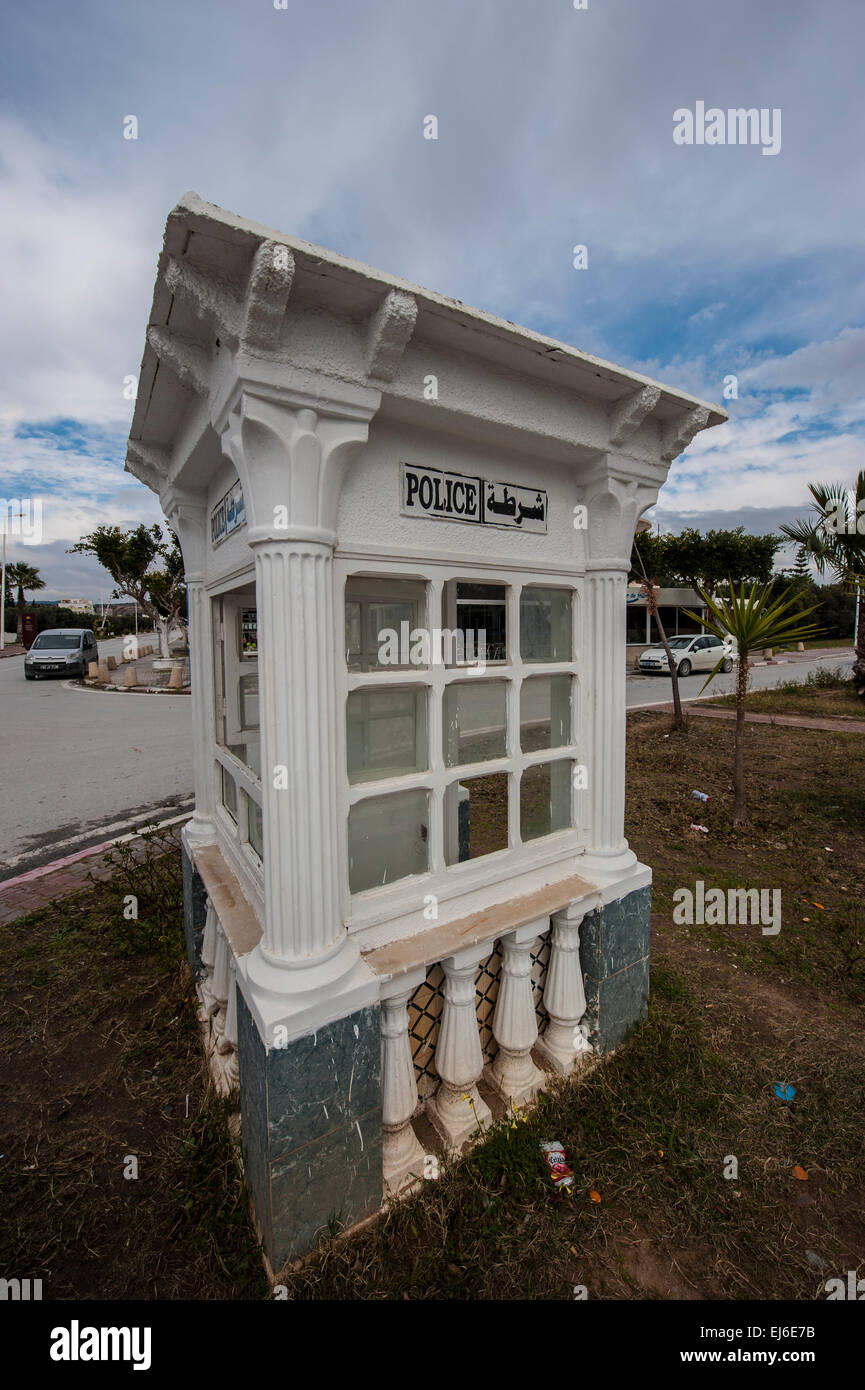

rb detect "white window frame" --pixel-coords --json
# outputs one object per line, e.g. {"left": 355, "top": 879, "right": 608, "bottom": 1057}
{"left": 335, "top": 558, "right": 584, "bottom": 935}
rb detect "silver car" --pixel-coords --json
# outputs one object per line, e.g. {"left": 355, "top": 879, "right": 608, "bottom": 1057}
{"left": 638, "top": 633, "right": 735, "bottom": 677}
{"left": 24, "top": 628, "right": 98, "bottom": 680}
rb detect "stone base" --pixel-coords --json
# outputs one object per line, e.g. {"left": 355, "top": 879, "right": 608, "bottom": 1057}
{"left": 181, "top": 838, "right": 208, "bottom": 979}
{"left": 236, "top": 991, "right": 383, "bottom": 1267}
{"left": 579, "top": 884, "right": 652, "bottom": 1052}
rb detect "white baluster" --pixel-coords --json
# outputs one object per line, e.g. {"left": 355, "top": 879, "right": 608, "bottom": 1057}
{"left": 489, "top": 920, "right": 546, "bottom": 1106}
{"left": 210, "top": 927, "right": 230, "bottom": 1035}
{"left": 218, "top": 961, "right": 240, "bottom": 1091}
{"left": 429, "top": 946, "right": 492, "bottom": 1149}
{"left": 535, "top": 906, "right": 593, "bottom": 1075}
{"left": 380, "top": 972, "right": 426, "bottom": 1193}
{"left": 199, "top": 897, "right": 217, "bottom": 1012}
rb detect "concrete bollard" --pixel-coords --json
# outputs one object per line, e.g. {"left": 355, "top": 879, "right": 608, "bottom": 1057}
{"left": 88, "top": 661, "right": 99, "bottom": 679}
{"left": 796, "top": 642, "right": 805, "bottom": 652}
{"left": 106, "top": 654, "right": 117, "bottom": 670}
{"left": 124, "top": 663, "right": 138, "bottom": 687}
{"left": 97, "top": 659, "right": 111, "bottom": 683}
{"left": 168, "top": 662, "right": 184, "bottom": 690}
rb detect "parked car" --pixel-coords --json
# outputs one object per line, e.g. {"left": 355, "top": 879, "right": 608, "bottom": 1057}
{"left": 24, "top": 628, "right": 98, "bottom": 680}
{"left": 637, "top": 633, "right": 735, "bottom": 677}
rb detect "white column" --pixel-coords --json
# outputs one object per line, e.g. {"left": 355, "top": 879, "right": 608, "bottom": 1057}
{"left": 380, "top": 972, "right": 426, "bottom": 1193}
{"left": 161, "top": 495, "right": 216, "bottom": 849}
{"left": 488, "top": 921, "right": 545, "bottom": 1106}
{"left": 429, "top": 946, "right": 492, "bottom": 1149}
{"left": 252, "top": 536, "right": 342, "bottom": 966}
{"left": 183, "top": 577, "right": 217, "bottom": 844}
{"left": 535, "top": 908, "right": 592, "bottom": 1074}
{"left": 584, "top": 566, "right": 630, "bottom": 860}
{"left": 216, "top": 392, "right": 381, "bottom": 1023}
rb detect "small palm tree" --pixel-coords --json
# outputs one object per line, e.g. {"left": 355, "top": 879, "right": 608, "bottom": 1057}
{"left": 780, "top": 473, "right": 865, "bottom": 687}
{"left": 6, "top": 562, "right": 46, "bottom": 642}
{"left": 683, "top": 581, "right": 822, "bottom": 825}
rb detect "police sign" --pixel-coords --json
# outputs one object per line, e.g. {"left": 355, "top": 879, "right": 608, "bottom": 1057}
{"left": 401, "top": 463, "right": 547, "bottom": 533}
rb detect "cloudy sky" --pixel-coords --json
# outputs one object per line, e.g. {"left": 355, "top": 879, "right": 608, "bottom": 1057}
{"left": 2, "top": 0, "right": 863, "bottom": 597}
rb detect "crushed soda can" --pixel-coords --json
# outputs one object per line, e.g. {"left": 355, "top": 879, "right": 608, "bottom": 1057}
{"left": 540, "top": 1140, "right": 574, "bottom": 1191}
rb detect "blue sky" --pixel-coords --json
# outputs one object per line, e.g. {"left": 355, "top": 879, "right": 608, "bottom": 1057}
{"left": 1, "top": 0, "right": 863, "bottom": 596}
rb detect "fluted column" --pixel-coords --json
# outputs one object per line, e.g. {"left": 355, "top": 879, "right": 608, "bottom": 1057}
{"left": 429, "top": 946, "right": 492, "bottom": 1149}
{"left": 183, "top": 577, "right": 217, "bottom": 843}
{"left": 252, "top": 537, "right": 342, "bottom": 965}
{"left": 160, "top": 495, "right": 215, "bottom": 848}
{"left": 380, "top": 972, "right": 426, "bottom": 1193}
{"left": 583, "top": 566, "right": 629, "bottom": 858}
{"left": 215, "top": 389, "right": 380, "bottom": 1013}
{"left": 489, "top": 922, "right": 545, "bottom": 1106}
{"left": 535, "top": 909, "right": 592, "bottom": 1074}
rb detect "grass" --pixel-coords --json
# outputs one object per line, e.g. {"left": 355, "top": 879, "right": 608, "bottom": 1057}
{"left": 705, "top": 667, "right": 863, "bottom": 720}
{"left": 0, "top": 829, "right": 267, "bottom": 1300}
{"left": 2, "top": 715, "right": 864, "bottom": 1300}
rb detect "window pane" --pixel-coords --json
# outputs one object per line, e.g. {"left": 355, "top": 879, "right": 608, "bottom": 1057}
{"left": 657, "top": 607, "right": 678, "bottom": 638}
{"left": 626, "top": 603, "right": 648, "bottom": 644}
{"left": 247, "top": 798, "right": 263, "bottom": 859}
{"left": 520, "top": 587, "right": 572, "bottom": 661}
{"left": 221, "top": 765, "right": 237, "bottom": 822}
{"left": 345, "top": 577, "right": 426, "bottom": 671}
{"left": 347, "top": 688, "right": 428, "bottom": 784}
{"left": 520, "top": 675, "right": 572, "bottom": 752}
{"left": 348, "top": 789, "right": 429, "bottom": 893}
{"left": 239, "top": 670, "right": 259, "bottom": 729}
{"left": 442, "top": 680, "right": 507, "bottom": 766}
{"left": 455, "top": 582, "right": 506, "bottom": 664}
{"left": 444, "top": 774, "right": 509, "bottom": 865}
{"left": 520, "top": 760, "right": 572, "bottom": 840}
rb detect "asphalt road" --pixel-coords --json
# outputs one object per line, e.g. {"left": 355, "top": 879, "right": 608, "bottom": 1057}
{"left": 0, "top": 636, "right": 193, "bottom": 880}
{"left": 626, "top": 647, "right": 853, "bottom": 708}
{"left": 0, "top": 637, "right": 853, "bottom": 883}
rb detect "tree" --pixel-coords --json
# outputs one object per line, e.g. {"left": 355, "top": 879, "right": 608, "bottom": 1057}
{"left": 631, "top": 539, "right": 687, "bottom": 732}
{"left": 779, "top": 473, "right": 865, "bottom": 687}
{"left": 68, "top": 524, "right": 185, "bottom": 659}
{"left": 684, "top": 582, "right": 822, "bottom": 826}
{"left": 6, "top": 562, "right": 46, "bottom": 642}
{"left": 633, "top": 526, "right": 781, "bottom": 595}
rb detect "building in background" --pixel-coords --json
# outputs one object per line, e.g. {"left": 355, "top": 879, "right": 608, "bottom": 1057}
{"left": 626, "top": 583, "right": 708, "bottom": 665}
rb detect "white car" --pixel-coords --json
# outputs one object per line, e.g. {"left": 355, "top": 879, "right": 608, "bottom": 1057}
{"left": 637, "top": 633, "right": 735, "bottom": 677}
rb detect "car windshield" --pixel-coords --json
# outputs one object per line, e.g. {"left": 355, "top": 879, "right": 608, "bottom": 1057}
{"left": 666, "top": 638, "right": 695, "bottom": 649}
{"left": 31, "top": 633, "right": 81, "bottom": 650}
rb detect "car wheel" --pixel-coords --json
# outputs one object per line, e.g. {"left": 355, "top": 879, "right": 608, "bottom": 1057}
{"left": 678, "top": 659, "right": 692, "bottom": 677}
{"left": 721, "top": 657, "right": 733, "bottom": 673}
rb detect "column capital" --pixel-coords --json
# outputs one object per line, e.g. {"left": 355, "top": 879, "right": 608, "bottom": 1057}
{"left": 159, "top": 485, "right": 208, "bottom": 581}
{"left": 214, "top": 377, "right": 380, "bottom": 545}
{"left": 577, "top": 456, "right": 665, "bottom": 570}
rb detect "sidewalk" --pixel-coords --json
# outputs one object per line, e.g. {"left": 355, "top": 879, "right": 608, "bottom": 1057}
{"left": 634, "top": 702, "right": 865, "bottom": 735}
{"left": 0, "top": 821, "right": 187, "bottom": 927}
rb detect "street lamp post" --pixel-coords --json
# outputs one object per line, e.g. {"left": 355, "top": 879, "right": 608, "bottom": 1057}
{"left": 1, "top": 511, "right": 27, "bottom": 651}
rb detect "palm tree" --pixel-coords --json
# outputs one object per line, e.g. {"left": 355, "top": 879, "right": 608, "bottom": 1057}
{"left": 684, "top": 581, "right": 822, "bottom": 826}
{"left": 6, "top": 562, "right": 46, "bottom": 642}
{"left": 780, "top": 473, "right": 865, "bottom": 687}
